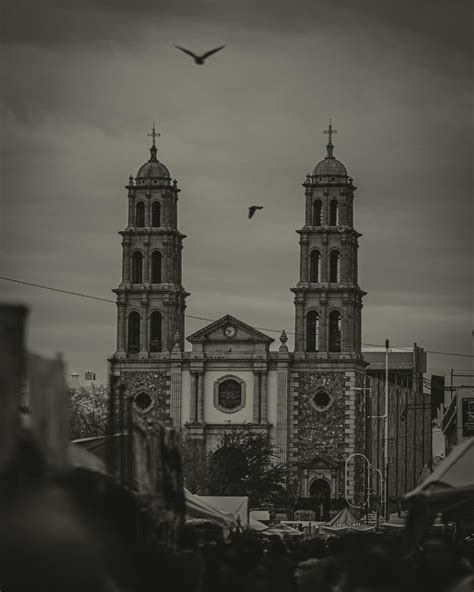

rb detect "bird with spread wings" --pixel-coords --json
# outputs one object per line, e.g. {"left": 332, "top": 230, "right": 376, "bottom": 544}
{"left": 248, "top": 206, "right": 263, "bottom": 219}
{"left": 174, "top": 45, "right": 225, "bottom": 65}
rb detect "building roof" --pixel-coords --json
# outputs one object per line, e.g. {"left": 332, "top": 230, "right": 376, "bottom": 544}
{"left": 136, "top": 145, "right": 170, "bottom": 179}
{"left": 312, "top": 157, "right": 347, "bottom": 177}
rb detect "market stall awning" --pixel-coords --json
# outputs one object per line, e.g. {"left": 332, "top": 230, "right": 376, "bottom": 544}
{"left": 198, "top": 496, "right": 249, "bottom": 525}
{"left": 262, "top": 522, "right": 304, "bottom": 537}
{"left": 185, "top": 490, "right": 237, "bottom": 527}
{"left": 320, "top": 507, "right": 375, "bottom": 533}
{"left": 405, "top": 437, "right": 474, "bottom": 504}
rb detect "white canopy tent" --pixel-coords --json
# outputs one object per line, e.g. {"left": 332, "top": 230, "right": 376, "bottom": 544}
{"left": 197, "top": 496, "right": 249, "bottom": 525}
{"left": 185, "top": 490, "right": 237, "bottom": 526}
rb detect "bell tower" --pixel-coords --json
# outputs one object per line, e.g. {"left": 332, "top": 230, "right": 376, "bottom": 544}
{"left": 113, "top": 124, "right": 189, "bottom": 360}
{"left": 292, "top": 122, "right": 365, "bottom": 358}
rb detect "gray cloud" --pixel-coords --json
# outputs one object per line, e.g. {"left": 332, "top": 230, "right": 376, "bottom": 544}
{"left": 1, "top": 0, "right": 472, "bottom": 383}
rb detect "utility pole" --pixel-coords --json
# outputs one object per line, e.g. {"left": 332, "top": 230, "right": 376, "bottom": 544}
{"left": 384, "top": 338, "right": 390, "bottom": 521}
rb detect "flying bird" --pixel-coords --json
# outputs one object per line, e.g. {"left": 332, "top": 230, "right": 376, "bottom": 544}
{"left": 174, "top": 45, "right": 225, "bottom": 65}
{"left": 248, "top": 206, "right": 263, "bottom": 219}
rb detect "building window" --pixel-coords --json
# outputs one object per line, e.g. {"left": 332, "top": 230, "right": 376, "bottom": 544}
{"left": 313, "top": 390, "right": 331, "bottom": 409}
{"left": 134, "top": 391, "right": 153, "bottom": 412}
{"left": 213, "top": 375, "right": 246, "bottom": 413}
{"left": 127, "top": 312, "right": 140, "bottom": 353}
{"left": 149, "top": 311, "right": 162, "bottom": 352}
{"left": 135, "top": 202, "right": 145, "bottom": 227}
{"left": 131, "top": 251, "right": 143, "bottom": 283}
{"left": 328, "top": 310, "right": 342, "bottom": 352}
{"left": 152, "top": 201, "right": 161, "bottom": 227}
{"left": 329, "top": 250, "right": 340, "bottom": 283}
{"left": 313, "top": 200, "right": 322, "bottom": 226}
{"left": 151, "top": 251, "right": 162, "bottom": 283}
{"left": 329, "top": 200, "right": 339, "bottom": 225}
{"left": 306, "top": 310, "right": 320, "bottom": 352}
{"left": 310, "top": 250, "right": 321, "bottom": 282}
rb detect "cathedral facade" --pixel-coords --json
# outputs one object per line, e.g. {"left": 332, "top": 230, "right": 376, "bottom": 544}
{"left": 110, "top": 123, "right": 367, "bottom": 508}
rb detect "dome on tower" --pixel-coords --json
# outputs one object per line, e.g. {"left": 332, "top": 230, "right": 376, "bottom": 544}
{"left": 136, "top": 158, "right": 170, "bottom": 179}
{"left": 135, "top": 123, "right": 170, "bottom": 180}
{"left": 312, "top": 157, "right": 347, "bottom": 177}
{"left": 311, "top": 120, "right": 348, "bottom": 179}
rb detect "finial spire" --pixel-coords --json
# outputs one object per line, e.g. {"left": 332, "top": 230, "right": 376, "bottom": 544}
{"left": 323, "top": 119, "right": 337, "bottom": 158}
{"left": 147, "top": 122, "right": 160, "bottom": 161}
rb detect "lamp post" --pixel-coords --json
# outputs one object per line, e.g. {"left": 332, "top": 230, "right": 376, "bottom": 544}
{"left": 384, "top": 339, "right": 390, "bottom": 522}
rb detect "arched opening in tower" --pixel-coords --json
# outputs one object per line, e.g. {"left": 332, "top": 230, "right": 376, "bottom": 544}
{"left": 149, "top": 311, "right": 162, "bottom": 352}
{"left": 151, "top": 201, "right": 161, "bottom": 227}
{"left": 306, "top": 310, "right": 320, "bottom": 352}
{"left": 135, "top": 201, "right": 145, "bottom": 227}
{"left": 131, "top": 252, "right": 143, "bottom": 283}
{"left": 151, "top": 251, "right": 162, "bottom": 283}
{"left": 127, "top": 312, "right": 140, "bottom": 353}
{"left": 328, "top": 310, "right": 342, "bottom": 352}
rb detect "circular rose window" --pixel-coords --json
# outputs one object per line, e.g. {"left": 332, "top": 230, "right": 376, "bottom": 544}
{"left": 134, "top": 391, "right": 153, "bottom": 412}
{"left": 312, "top": 389, "right": 332, "bottom": 411}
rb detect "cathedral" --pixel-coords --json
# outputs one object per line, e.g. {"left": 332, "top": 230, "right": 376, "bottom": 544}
{"left": 110, "top": 122, "right": 368, "bottom": 508}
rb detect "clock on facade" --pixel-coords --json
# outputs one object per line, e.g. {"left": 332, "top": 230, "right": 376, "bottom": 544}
{"left": 223, "top": 324, "right": 237, "bottom": 338}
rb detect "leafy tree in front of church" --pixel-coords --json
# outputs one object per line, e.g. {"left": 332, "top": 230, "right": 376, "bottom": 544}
{"left": 68, "top": 383, "right": 109, "bottom": 440}
{"left": 181, "top": 427, "right": 288, "bottom": 508}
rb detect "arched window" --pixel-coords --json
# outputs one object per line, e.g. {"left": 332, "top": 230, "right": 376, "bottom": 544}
{"left": 310, "top": 250, "right": 321, "bottom": 282}
{"left": 218, "top": 379, "right": 242, "bottom": 410}
{"left": 306, "top": 310, "right": 320, "bottom": 352}
{"left": 135, "top": 202, "right": 145, "bottom": 227}
{"left": 328, "top": 310, "right": 342, "bottom": 352}
{"left": 329, "top": 250, "right": 340, "bottom": 283}
{"left": 313, "top": 199, "right": 322, "bottom": 226}
{"left": 127, "top": 312, "right": 140, "bottom": 353}
{"left": 149, "top": 311, "right": 162, "bottom": 352}
{"left": 151, "top": 201, "right": 161, "bottom": 227}
{"left": 131, "top": 251, "right": 143, "bottom": 283}
{"left": 329, "top": 200, "right": 339, "bottom": 226}
{"left": 151, "top": 251, "right": 162, "bottom": 283}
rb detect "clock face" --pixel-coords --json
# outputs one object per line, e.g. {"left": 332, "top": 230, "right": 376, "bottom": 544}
{"left": 223, "top": 325, "right": 236, "bottom": 338}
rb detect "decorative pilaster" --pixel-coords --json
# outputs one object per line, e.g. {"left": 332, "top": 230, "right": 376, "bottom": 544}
{"left": 197, "top": 371, "right": 204, "bottom": 423}
{"left": 190, "top": 371, "right": 198, "bottom": 422}
{"left": 253, "top": 371, "right": 261, "bottom": 422}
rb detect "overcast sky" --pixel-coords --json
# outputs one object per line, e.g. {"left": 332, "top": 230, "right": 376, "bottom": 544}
{"left": 1, "top": 0, "right": 472, "bottom": 383}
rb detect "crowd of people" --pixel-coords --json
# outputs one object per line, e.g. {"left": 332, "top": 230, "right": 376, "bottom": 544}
{"left": 170, "top": 526, "right": 474, "bottom": 592}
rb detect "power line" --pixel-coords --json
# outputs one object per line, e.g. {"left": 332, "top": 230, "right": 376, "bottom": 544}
{"left": 1, "top": 275, "right": 473, "bottom": 358}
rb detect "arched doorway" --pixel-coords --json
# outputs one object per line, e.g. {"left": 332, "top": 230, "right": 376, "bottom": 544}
{"left": 309, "top": 478, "right": 331, "bottom": 521}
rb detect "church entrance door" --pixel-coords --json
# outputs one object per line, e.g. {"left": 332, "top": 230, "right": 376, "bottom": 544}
{"left": 309, "top": 478, "right": 331, "bottom": 521}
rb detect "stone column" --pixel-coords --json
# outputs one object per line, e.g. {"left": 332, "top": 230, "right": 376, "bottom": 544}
{"left": 139, "top": 306, "right": 148, "bottom": 355}
{"left": 170, "top": 368, "right": 182, "bottom": 429}
{"left": 253, "top": 372, "right": 261, "bottom": 422}
{"left": 321, "top": 236, "right": 329, "bottom": 282}
{"left": 145, "top": 195, "right": 151, "bottom": 227}
{"left": 294, "top": 295, "right": 305, "bottom": 352}
{"left": 190, "top": 372, "right": 197, "bottom": 422}
{"left": 260, "top": 372, "right": 268, "bottom": 423}
{"left": 276, "top": 366, "right": 289, "bottom": 465}
{"left": 122, "top": 241, "right": 131, "bottom": 283}
{"left": 144, "top": 240, "right": 150, "bottom": 283}
{"left": 197, "top": 372, "right": 205, "bottom": 423}
{"left": 128, "top": 197, "right": 134, "bottom": 227}
{"left": 116, "top": 302, "right": 127, "bottom": 352}
{"left": 320, "top": 298, "right": 327, "bottom": 352}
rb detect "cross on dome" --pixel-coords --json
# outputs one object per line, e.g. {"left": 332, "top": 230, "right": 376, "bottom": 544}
{"left": 324, "top": 119, "right": 337, "bottom": 158}
{"left": 147, "top": 122, "right": 160, "bottom": 147}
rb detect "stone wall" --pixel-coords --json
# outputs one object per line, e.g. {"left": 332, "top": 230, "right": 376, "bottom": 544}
{"left": 116, "top": 371, "right": 171, "bottom": 426}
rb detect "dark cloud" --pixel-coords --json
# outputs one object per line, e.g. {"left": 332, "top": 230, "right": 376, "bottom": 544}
{"left": 1, "top": 0, "right": 472, "bottom": 382}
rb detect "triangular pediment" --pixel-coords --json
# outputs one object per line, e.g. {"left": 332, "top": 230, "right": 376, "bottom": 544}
{"left": 187, "top": 314, "right": 274, "bottom": 344}
{"left": 301, "top": 455, "right": 341, "bottom": 469}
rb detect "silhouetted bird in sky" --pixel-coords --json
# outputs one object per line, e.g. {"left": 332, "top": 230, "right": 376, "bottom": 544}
{"left": 248, "top": 206, "right": 263, "bottom": 219}
{"left": 174, "top": 45, "right": 225, "bottom": 65}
